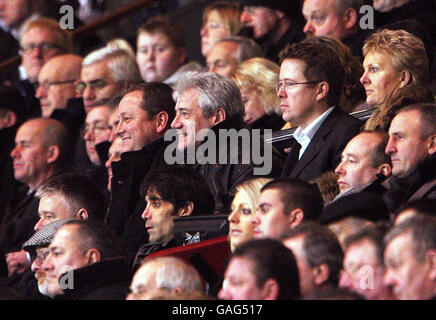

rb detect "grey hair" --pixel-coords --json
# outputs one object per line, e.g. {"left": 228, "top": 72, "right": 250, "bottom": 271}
{"left": 147, "top": 257, "right": 203, "bottom": 292}
{"left": 175, "top": 71, "right": 244, "bottom": 118}
{"left": 217, "top": 36, "right": 263, "bottom": 63}
{"left": 82, "top": 46, "right": 142, "bottom": 84}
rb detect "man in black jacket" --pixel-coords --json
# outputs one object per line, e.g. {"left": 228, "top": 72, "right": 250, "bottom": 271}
{"left": 384, "top": 103, "right": 436, "bottom": 213}
{"left": 170, "top": 71, "right": 284, "bottom": 215}
{"left": 41, "top": 220, "right": 130, "bottom": 300}
{"left": 278, "top": 39, "right": 362, "bottom": 182}
{"left": 106, "top": 82, "right": 175, "bottom": 265}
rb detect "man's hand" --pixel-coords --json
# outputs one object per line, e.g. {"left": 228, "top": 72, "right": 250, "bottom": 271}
{"left": 6, "top": 250, "right": 31, "bottom": 277}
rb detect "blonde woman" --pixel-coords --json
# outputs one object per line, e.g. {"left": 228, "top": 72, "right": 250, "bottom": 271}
{"left": 360, "top": 29, "right": 433, "bottom": 130}
{"left": 232, "top": 57, "right": 284, "bottom": 130}
{"left": 201, "top": 2, "right": 241, "bottom": 58}
{"left": 228, "top": 178, "right": 272, "bottom": 252}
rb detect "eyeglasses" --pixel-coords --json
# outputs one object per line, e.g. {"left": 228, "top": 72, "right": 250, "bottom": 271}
{"left": 81, "top": 123, "right": 111, "bottom": 138}
{"left": 36, "top": 79, "right": 77, "bottom": 91}
{"left": 275, "top": 81, "right": 321, "bottom": 93}
{"left": 76, "top": 79, "right": 113, "bottom": 94}
{"left": 19, "top": 42, "right": 62, "bottom": 55}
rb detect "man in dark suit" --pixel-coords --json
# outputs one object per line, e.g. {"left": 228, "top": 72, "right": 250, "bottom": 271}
{"left": 1, "top": 118, "right": 71, "bottom": 277}
{"left": 278, "top": 38, "right": 362, "bottom": 182}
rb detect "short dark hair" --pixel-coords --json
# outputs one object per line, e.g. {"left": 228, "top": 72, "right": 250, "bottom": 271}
{"left": 123, "top": 82, "right": 176, "bottom": 129}
{"left": 0, "top": 84, "right": 27, "bottom": 125}
{"left": 281, "top": 221, "right": 344, "bottom": 286}
{"left": 384, "top": 216, "right": 436, "bottom": 262}
{"left": 63, "top": 220, "right": 121, "bottom": 260}
{"left": 261, "top": 178, "right": 323, "bottom": 221}
{"left": 35, "top": 173, "right": 106, "bottom": 221}
{"left": 232, "top": 239, "right": 300, "bottom": 300}
{"left": 141, "top": 166, "right": 215, "bottom": 216}
{"left": 279, "top": 39, "right": 345, "bottom": 107}
{"left": 344, "top": 222, "right": 391, "bottom": 267}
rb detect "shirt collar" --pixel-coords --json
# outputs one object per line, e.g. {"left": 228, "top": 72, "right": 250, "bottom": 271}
{"left": 294, "top": 106, "right": 335, "bottom": 145}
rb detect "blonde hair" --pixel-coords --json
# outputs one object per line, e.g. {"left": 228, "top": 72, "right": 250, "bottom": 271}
{"left": 202, "top": 1, "right": 242, "bottom": 36}
{"left": 21, "top": 17, "right": 72, "bottom": 53}
{"left": 234, "top": 177, "right": 273, "bottom": 215}
{"left": 363, "top": 29, "right": 429, "bottom": 87}
{"left": 232, "top": 58, "right": 281, "bottom": 115}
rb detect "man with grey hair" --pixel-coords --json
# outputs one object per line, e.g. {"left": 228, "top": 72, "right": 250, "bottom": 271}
{"left": 384, "top": 215, "right": 436, "bottom": 300}
{"left": 206, "top": 36, "right": 263, "bottom": 78}
{"left": 170, "top": 71, "right": 283, "bottom": 214}
{"left": 78, "top": 45, "right": 142, "bottom": 113}
{"left": 127, "top": 256, "right": 204, "bottom": 300}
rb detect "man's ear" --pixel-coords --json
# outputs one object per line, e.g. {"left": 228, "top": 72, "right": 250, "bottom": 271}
{"left": 312, "top": 263, "right": 330, "bottom": 286}
{"left": 177, "top": 48, "right": 187, "bottom": 65}
{"left": 211, "top": 107, "right": 226, "bottom": 126}
{"left": 427, "top": 134, "right": 436, "bottom": 155}
{"left": 288, "top": 208, "right": 304, "bottom": 228}
{"left": 75, "top": 208, "right": 89, "bottom": 220}
{"left": 275, "top": 10, "right": 285, "bottom": 20}
{"left": 377, "top": 163, "right": 392, "bottom": 178}
{"left": 316, "top": 82, "right": 329, "bottom": 102}
{"left": 342, "top": 8, "right": 357, "bottom": 29}
{"left": 261, "top": 278, "right": 280, "bottom": 300}
{"left": 155, "top": 111, "right": 169, "bottom": 134}
{"left": 46, "top": 145, "right": 60, "bottom": 164}
{"left": 177, "top": 201, "right": 194, "bottom": 217}
{"left": 85, "top": 248, "right": 101, "bottom": 265}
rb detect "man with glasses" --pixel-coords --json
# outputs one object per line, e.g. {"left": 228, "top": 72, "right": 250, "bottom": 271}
{"left": 17, "top": 17, "right": 72, "bottom": 119}
{"left": 35, "top": 54, "right": 82, "bottom": 119}
{"left": 79, "top": 45, "right": 142, "bottom": 113}
{"left": 278, "top": 39, "right": 362, "bottom": 182}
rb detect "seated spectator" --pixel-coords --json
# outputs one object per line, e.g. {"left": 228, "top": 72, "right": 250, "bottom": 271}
{"left": 228, "top": 177, "right": 272, "bottom": 252}
{"left": 361, "top": 29, "right": 433, "bottom": 131}
{"left": 218, "top": 238, "right": 300, "bottom": 300}
{"left": 278, "top": 38, "right": 362, "bottom": 181}
{"left": 340, "top": 223, "right": 395, "bottom": 300}
{"left": 17, "top": 18, "right": 72, "bottom": 118}
{"left": 231, "top": 57, "right": 284, "bottom": 130}
{"left": 384, "top": 104, "right": 436, "bottom": 212}
{"left": 252, "top": 179, "right": 324, "bottom": 240}
{"left": 128, "top": 256, "right": 204, "bottom": 300}
{"left": 239, "top": 0, "right": 305, "bottom": 64}
{"left": 78, "top": 44, "right": 142, "bottom": 113}
{"left": 394, "top": 199, "right": 436, "bottom": 226}
{"left": 319, "top": 131, "right": 392, "bottom": 224}
{"left": 206, "top": 36, "right": 262, "bottom": 78}
{"left": 171, "top": 71, "right": 284, "bottom": 214}
{"left": 41, "top": 220, "right": 130, "bottom": 300}
{"left": 34, "top": 172, "right": 106, "bottom": 231}
{"left": 132, "top": 166, "right": 215, "bottom": 271}
{"left": 200, "top": 1, "right": 241, "bottom": 60}
{"left": 1, "top": 118, "right": 71, "bottom": 276}
{"left": 136, "top": 15, "right": 202, "bottom": 87}
{"left": 14, "top": 218, "right": 73, "bottom": 299}
{"left": 281, "top": 222, "right": 344, "bottom": 299}
{"left": 302, "top": 0, "right": 369, "bottom": 59}
{"left": 81, "top": 104, "right": 112, "bottom": 194}
{"left": 384, "top": 216, "right": 436, "bottom": 300}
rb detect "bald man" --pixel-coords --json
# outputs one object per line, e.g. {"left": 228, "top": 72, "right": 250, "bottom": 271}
{"left": 35, "top": 54, "right": 83, "bottom": 119}
{"left": 1, "top": 118, "right": 71, "bottom": 277}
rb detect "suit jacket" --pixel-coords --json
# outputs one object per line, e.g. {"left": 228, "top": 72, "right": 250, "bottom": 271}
{"left": 281, "top": 107, "right": 362, "bottom": 182}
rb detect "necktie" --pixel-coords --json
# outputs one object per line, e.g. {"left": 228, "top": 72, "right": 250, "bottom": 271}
{"left": 281, "top": 138, "right": 301, "bottom": 178}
